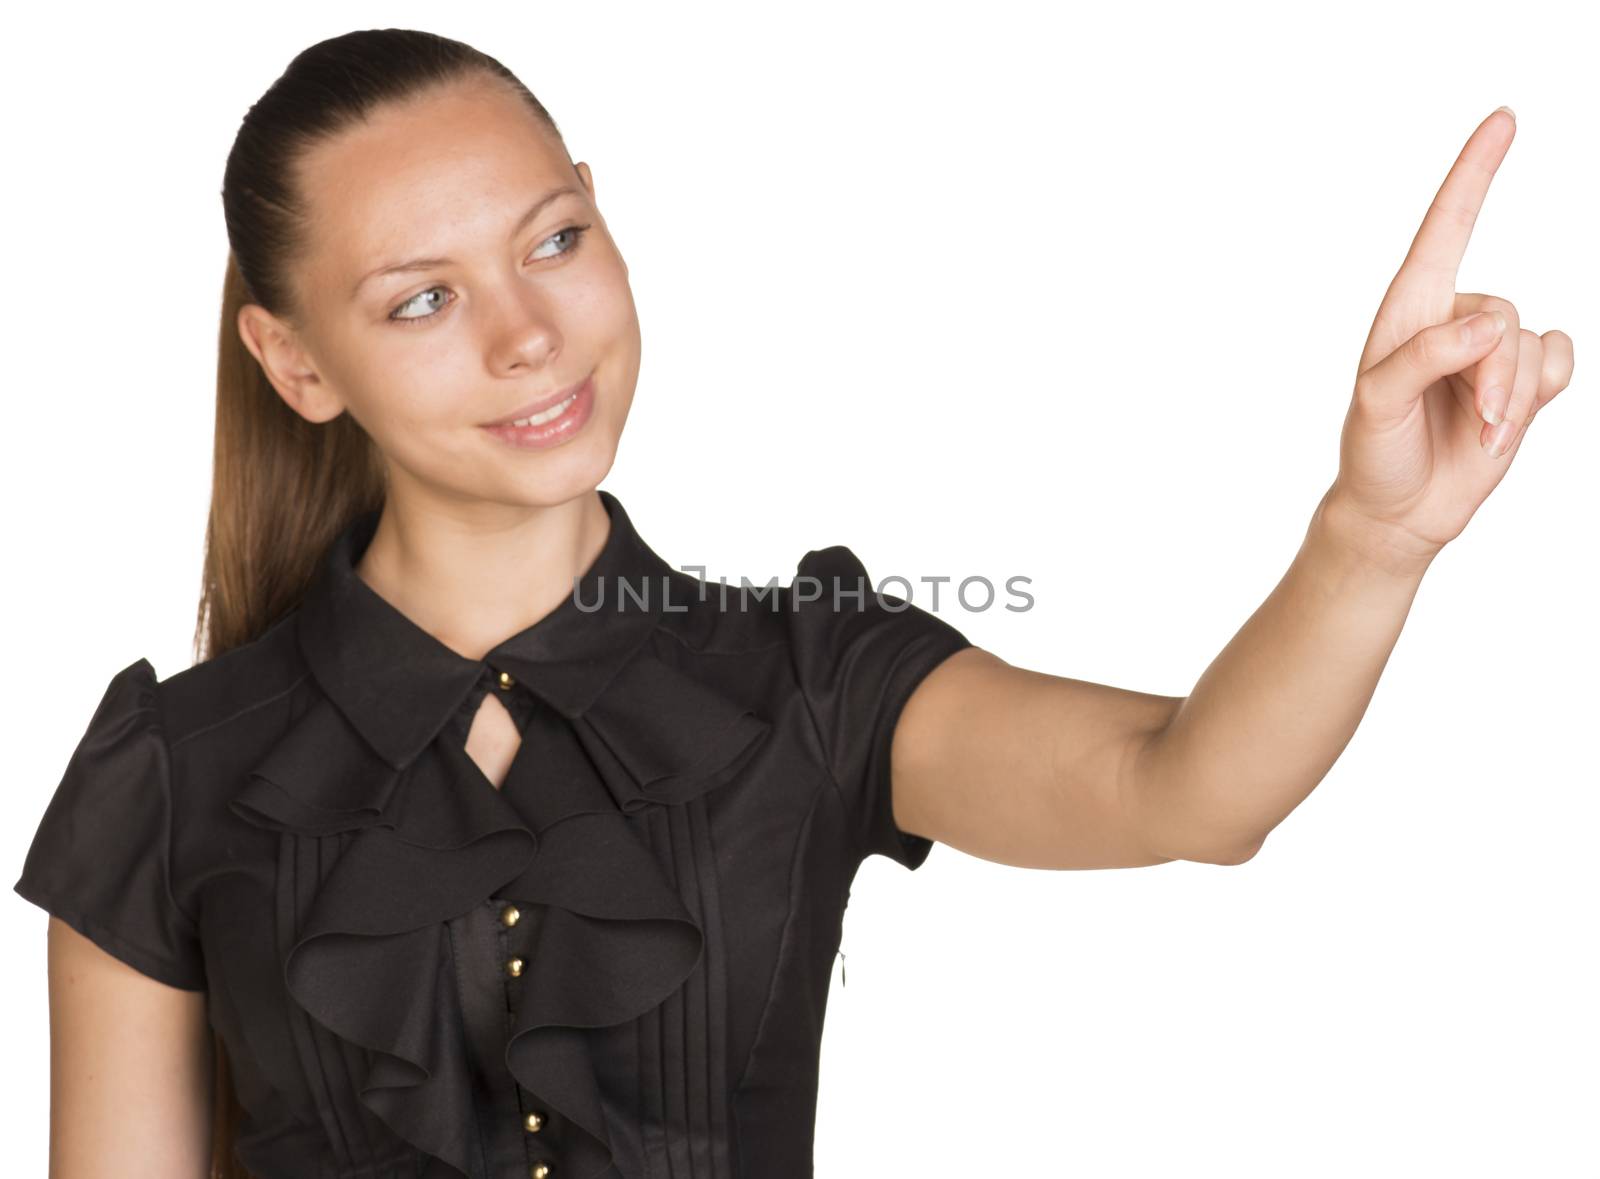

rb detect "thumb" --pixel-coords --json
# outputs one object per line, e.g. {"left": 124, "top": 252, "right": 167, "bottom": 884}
{"left": 1359, "top": 310, "right": 1508, "bottom": 416}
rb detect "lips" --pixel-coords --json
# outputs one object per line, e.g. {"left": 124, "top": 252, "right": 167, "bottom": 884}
{"left": 481, "top": 374, "right": 592, "bottom": 427}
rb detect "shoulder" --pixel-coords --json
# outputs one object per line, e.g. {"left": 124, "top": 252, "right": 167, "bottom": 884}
{"left": 646, "top": 540, "right": 970, "bottom": 712}
{"left": 649, "top": 561, "right": 791, "bottom": 656}
{"left": 780, "top": 542, "right": 971, "bottom": 673}
{"left": 644, "top": 545, "right": 870, "bottom": 657}
{"left": 152, "top": 609, "right": 310, "bottom": 751}
{"left": 648, "top": 541, "right": 965, "bottom": 656}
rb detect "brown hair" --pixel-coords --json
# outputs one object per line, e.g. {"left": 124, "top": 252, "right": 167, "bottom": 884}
{"left": 199, "top": 27, "right": 568, "bottom": 1177}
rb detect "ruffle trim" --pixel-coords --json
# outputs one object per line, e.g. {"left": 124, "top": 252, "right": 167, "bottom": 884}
{"left": 229, "top": 641, "right": 773, "bottom": 1178}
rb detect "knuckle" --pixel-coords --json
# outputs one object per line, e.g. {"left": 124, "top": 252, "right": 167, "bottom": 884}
{"left": 1408, "top": 327, "right": 1441, "bottom": 368}
{"left": 1431, "top": 197, "right": 1477, "bottom": 235}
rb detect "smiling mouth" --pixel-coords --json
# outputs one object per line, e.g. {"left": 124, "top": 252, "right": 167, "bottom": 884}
{"left": 505, "top": 392, "right": 580, "bottom": 427}
{"left": 478, "top": 373, "right": 597, "bottom": 451}
{"left": 481, "top": 373, "right": 593, "bottom": 427}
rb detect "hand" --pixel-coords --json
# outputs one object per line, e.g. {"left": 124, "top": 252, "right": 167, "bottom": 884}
{"left": 1326, "top": 107, "right": 1575, "bottom": 575}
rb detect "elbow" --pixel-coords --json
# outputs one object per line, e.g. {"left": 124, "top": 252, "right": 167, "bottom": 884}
{"left": 1124, "top": 725, "right": 1268, "bottom": 867}
{"left": 1192, "top": 832, "right": 1267, "bottom": 866}
{"left": 1137, "top": 817, "right": 1269, "bottom": 867}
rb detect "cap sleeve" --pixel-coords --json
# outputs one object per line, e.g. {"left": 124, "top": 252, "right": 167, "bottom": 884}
{"left": 786, "top": 545, "right": 972, "bottom": 871}
{"left": 13, "top": 657, "right": 206, "bottom": 991}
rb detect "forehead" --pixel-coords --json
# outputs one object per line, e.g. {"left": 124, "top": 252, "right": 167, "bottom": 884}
{"left": 295, "top": 81, "right": 575, "bottom": 289}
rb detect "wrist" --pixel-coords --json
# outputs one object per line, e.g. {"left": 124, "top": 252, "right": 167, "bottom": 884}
{"left": 1310, "top": 486, "right": 1439, "bottom": 585}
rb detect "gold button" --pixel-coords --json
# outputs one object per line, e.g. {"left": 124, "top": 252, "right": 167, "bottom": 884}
{"left": 531, "top": 1163, "right": 551, "bottom": 1179}
{"left": 506, "top": 956, "right": 525, "bottom": 978}
{"left": 500, "top": 904, "right": 521, "bottom": 928}
{"left": 497, "top": 670, "right": 515, "bottom": 689}
{"left": 524, "top": 1110, "right": 544, "bottom": 1132}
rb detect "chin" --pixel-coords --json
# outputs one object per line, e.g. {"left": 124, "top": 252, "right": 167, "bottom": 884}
{"left": 503, "top": 435, "right": 619, "bottom": 507}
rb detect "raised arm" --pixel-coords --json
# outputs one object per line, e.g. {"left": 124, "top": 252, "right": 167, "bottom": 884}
{"left": 45, "top": 919, "right": 213, "bottom": 1178}
{"left": 890, "top": 108, "right": 1573, "bottom": 872}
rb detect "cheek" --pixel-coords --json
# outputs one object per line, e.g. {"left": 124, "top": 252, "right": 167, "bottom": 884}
{"left": 592, "top": 276, "right": 643, "bottom": 396}
{"left": 571, "top": 246, "right": 638, "bottom": 338}
{"left": 599, "top": 324, "right": 642, "bottom": 434}
{"left": 339, "top": 367, "right": 483, "bottom": 484}
{"left": 354, "top": 342, "right": 479, "bottom": 431}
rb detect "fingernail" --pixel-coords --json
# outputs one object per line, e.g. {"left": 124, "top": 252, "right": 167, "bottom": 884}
{"left": 1464, "top": 310, "right": 1507, "bottom": 343}
{"left": 1484, "top": 418, "right": 1516, "bottom": 458}
{"left": 1494, "top": 105, "right": 1516, "bottom": 122}
{"left": 1480, "top": 385, "right": 1507, "bottom": 426}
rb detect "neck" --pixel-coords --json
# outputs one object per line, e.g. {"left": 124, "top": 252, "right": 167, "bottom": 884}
{"left": 353, "top": 487, "right": 612, "bottom": 661}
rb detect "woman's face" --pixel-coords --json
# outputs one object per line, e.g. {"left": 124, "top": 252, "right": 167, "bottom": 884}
{"left": 243, "top": 76, "right": 641, "bottom": 511}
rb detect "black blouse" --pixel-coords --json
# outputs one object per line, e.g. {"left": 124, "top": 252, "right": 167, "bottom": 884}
{"left": 13, "top": 490, "right": 972, "bottom": 1179}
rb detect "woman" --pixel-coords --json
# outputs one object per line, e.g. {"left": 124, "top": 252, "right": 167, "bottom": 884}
{"left": 12, "top": 26, "right": 1573, "bottom": 1179}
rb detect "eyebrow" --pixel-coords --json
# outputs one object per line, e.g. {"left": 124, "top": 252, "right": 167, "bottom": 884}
{"left": 350, "top": 185, "right": 583, "bottom": 299}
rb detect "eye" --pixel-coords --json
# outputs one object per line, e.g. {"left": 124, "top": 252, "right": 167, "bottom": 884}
{"left": 386, "top": 223, "right": 594, "bottom": 327}
{"left": 529, "top": 224, "right": 590, "bottom": 261}
{"left": 389, "top": 286, "right": 452, "bottom": 324}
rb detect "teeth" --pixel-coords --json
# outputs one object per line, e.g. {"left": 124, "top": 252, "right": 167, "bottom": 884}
{"left": 509, "top": 393, "right": 577, "bottom": 427}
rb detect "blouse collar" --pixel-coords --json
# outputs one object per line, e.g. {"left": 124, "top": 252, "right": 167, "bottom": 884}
{"left": 295, "top": 488, "right": 677, "bottom": 771}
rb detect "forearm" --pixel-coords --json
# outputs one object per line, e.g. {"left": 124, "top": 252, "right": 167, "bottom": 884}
{"left": 1129, "top": 486, "right": 1431, "bottom": 863}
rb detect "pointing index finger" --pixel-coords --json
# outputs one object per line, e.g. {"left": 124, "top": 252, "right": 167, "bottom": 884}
{"left": 1397, "top": 108, "right": 1515, "bottom": 291}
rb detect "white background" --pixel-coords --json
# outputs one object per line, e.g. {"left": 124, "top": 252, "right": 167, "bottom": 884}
{"left": 3, "top": 1, "right": 1595, "bottom": 1175}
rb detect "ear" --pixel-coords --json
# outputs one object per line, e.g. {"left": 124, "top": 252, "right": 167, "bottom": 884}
{"left": 235, "top": 304, "right": 347, "bottom": 424}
